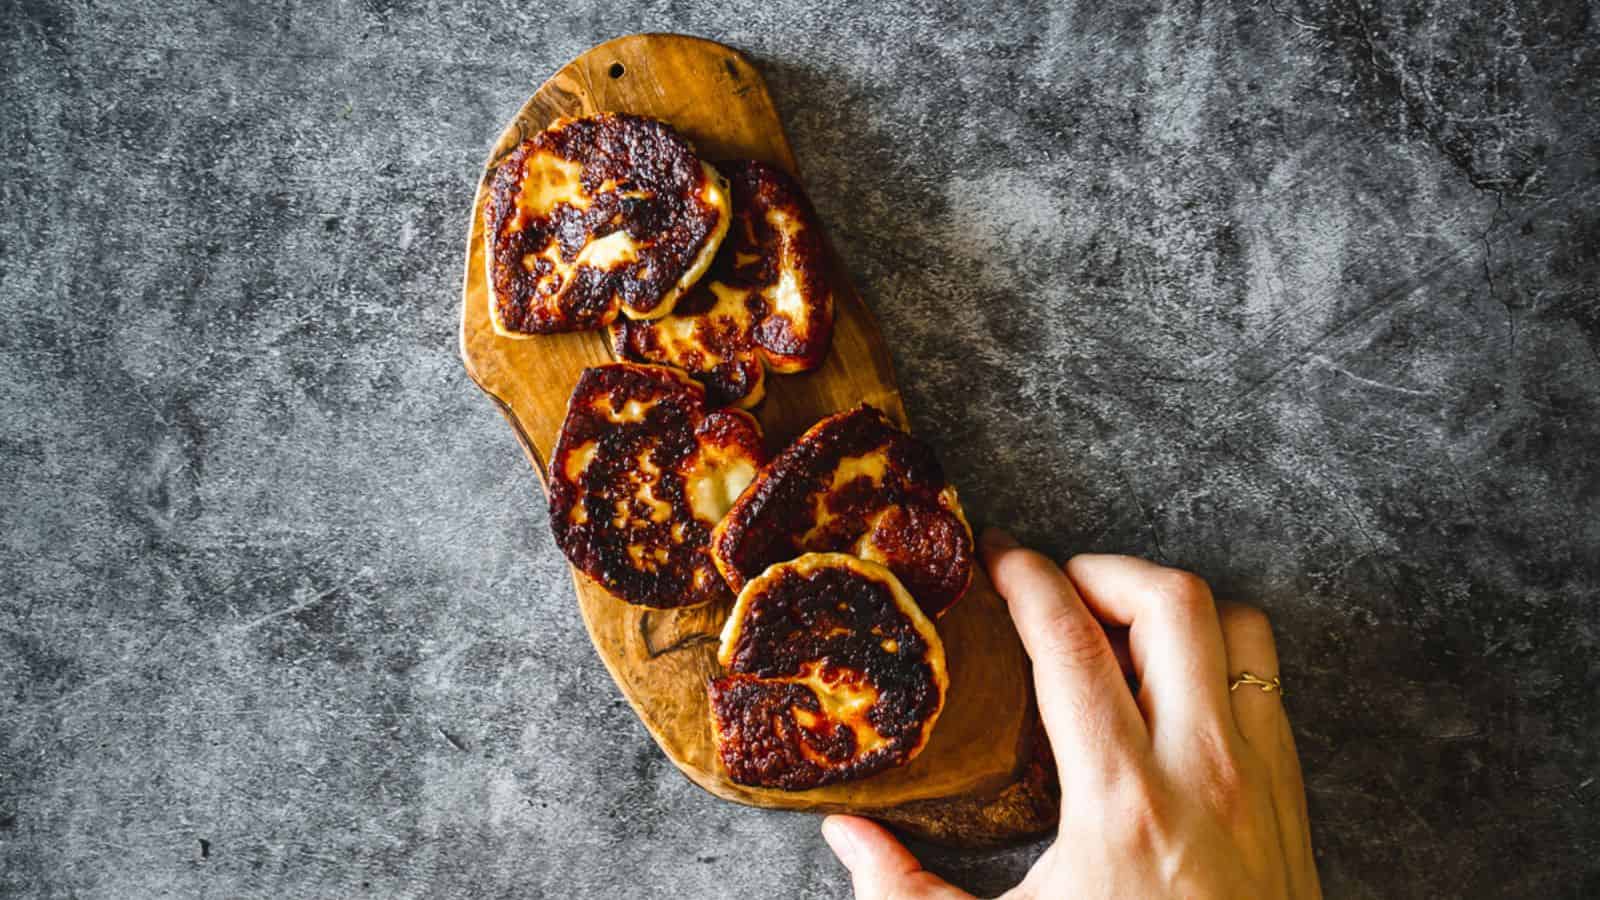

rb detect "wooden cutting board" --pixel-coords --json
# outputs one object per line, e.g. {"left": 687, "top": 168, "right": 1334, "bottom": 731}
{"left": 459, "top": 33, "right": 1057, "bottom": 846}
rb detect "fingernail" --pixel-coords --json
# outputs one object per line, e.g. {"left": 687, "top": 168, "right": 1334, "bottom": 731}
{"left": 981, "top": 527, "right": 1018, "bottom": 550}
{"left": 820, "top": 816, "right": 860, "bottom": 867}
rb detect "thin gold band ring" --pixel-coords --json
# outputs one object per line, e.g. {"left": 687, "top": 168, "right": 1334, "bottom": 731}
{"left": 1229, "top": 671, "right": 1283, "bottom": 695}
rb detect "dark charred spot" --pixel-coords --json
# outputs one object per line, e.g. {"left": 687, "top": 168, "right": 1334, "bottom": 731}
{"left": 862, "top": 506, "right": 973, "bottom": 615}
{"left": 712, "top": 406, "right": 974, "bottom": 617}
{"left": 548, "top": 364, "right": 765, "bottom": 608}
{"left": 484, "top": 113, "right": 723, "bottom": 334}
{"left": 610, "top": 159, "right": 834, "bottom": 407}
{"left": 710, "top": 561, "right": 942, "bottom": 790}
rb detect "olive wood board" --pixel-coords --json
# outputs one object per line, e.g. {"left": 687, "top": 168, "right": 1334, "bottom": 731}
{"left": 458, "top": 32, "right": 1057, "bottom": 846}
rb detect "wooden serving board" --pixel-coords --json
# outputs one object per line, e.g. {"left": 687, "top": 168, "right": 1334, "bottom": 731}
{"left": 459, "top": 33, "right": 1056, "bottom": 846}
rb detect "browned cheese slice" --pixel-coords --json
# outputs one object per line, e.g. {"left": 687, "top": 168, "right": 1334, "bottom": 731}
{"left": 610, "top": 160, "right": 834, "bottom": 408}
{"left": 710, "top": 553, "right": 947, "bottom": 790}
{"left": 548, "top": 363, "right": 765, "bottom": 608}
{"left": 483, "top": 113, "right": 730, "bottom": 335}
{"left": 710, "top": 406, "right": 974, "bottom": 618}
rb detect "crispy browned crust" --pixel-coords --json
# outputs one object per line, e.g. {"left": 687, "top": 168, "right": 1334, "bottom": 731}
{"left": 610, "top": 160, "right": 834, "bottom": 407}
{"left": 483, "top": 113, "right": 727, "bottom": 334}
{"left": 548, "top": 363, "right": 765, "bottom": 608}
{"left": 710, "top": 554, "right": 946, "bottom": 789}
{"left": 710, "top": 406, "right": 974, "bottom": 618}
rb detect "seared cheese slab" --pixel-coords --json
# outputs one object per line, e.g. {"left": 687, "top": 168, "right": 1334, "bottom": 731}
{"left": 710, "top": 553, "right": 947, "bottom": 789}
{"left": 483, "top": 113, "right": 730, "bottom": 335}
{"left": 611, "top": 161, "right": 834, "bottom": 408}
{"left": 711, "top": 406, "right": 975, "bottom": 618}
{"left": 548, "top": 363, "right": 765, "bottom": 608}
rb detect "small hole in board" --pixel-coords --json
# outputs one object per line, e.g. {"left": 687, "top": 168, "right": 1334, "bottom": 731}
{"left": 608, "top": 62, "right": 625, "bottom": 79}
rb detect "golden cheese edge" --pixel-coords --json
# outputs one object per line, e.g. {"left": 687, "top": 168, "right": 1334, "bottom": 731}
{"left": 714, "top": 552, "right": 950, "bottom": 763}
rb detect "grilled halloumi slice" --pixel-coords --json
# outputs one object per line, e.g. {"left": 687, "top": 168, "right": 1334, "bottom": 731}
{"left": 710, "top": 405, "right": 974, "bottom": 618}
{"left": 548, "top": 363, "right": 765, "bottom": 608}
{"left": 483, "top": 113, "right": 730, "bottom": 335}
{"left": 710, "top": 553, "right": 947, "bottom": 790}
{"left": 610, "top": 160, "right": 834, "bottom": 408}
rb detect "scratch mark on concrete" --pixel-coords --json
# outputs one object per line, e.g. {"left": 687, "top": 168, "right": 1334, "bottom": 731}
{"left": 1310, "top": 355, "right": 1430, "bottom": 397}
{"left": 32, "top": 568, "right": 375, "bottom": 712}
{"left": 435, "top": 725, "right": 468, "bottom": 753}
{"left": 1383, "top": 772, "right": 1441, "bottom": 842}
{"left": 1195, "top": 182, "right": 1600, "bottom": 432}
{"left": 1117, "top": 466, "right": 1168, "bottom": 562}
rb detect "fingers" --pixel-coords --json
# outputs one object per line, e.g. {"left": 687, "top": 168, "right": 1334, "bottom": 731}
{"left": 981, "top": 530, "right": 1148, "bottom": 778}
{"left": 1216, "top": 602, "right": 1283, "bottom": 756}
{"left": 1217, "top": 602, "right": 1319, "bottom": 896}
{"left": 820, "top": 816, "right": 973, "bottom": 900}
{"left": 1063, "top": 554, "right": 1234, "bottom": 747}
{"left": 1276, "top": 715, "right": 1322, "bottom": 899}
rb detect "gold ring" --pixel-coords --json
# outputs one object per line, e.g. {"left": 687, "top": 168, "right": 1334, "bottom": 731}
{"left": 1229, "top": 671, "right": 1282, "bottom": 695}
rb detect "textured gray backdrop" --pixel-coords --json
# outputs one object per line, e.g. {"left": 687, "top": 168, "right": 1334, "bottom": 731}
{"left": 3, "top": 1, "right": 1598, "bottom": 898}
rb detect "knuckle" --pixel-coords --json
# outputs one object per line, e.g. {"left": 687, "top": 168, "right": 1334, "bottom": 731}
{"left": 1163, "top": 567, "right": 1212, "bottom": 600}
{"left": 1153, "top": 568, "right": 1213, "bottom": 613}
{"left": 1110, "top": 776, "right": 1171, "bottom": 850}
{"left": 1207, "top": 753, "right": 1248, "bottom": 809}
{"left": 1034, "top": 608, "right": 1111, "bottom": 671}
{"left": 1195, "top": 736, "right": 1261, "bottom": 826}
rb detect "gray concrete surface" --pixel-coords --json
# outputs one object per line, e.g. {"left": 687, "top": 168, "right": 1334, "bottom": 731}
{"left": 3, "top": 1, "right": 1598, "bottom": 897}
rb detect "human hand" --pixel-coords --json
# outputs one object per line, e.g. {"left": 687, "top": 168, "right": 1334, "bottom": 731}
{"left": 821, "top": 529, "right": 1321, "bottom": 899}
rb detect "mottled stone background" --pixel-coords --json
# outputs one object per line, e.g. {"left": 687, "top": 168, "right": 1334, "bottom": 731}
{"left": 3, "top": 1, "right": 1597, "bottom": 897}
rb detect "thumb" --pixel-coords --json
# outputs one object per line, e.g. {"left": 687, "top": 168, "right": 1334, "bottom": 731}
{"left": 821, "top": 816, "right": 973, "bottom": 900}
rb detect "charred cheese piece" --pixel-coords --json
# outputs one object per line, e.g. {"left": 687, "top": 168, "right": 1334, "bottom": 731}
{"left": 483, "top": 113, "right": 731, "bottom": 335}
{"left": 710, "top": 405, "right": 974, "bottom": 618}
{"left": 710, "top": 553, "right": 947, "bottom": 789}
{"left": 610, "top": 160, "right": 834, "bottom": 408}
{"left": 548, "top": 363, "right": 765, "bottom": 608}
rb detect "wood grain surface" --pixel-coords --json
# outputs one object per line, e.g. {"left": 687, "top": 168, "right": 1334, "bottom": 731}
{"left": 459, "top": 33, "right": 1057, "bottom": 845}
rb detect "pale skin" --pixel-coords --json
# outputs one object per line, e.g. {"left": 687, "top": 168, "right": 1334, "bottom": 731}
{"left": 821, "top": 528, "right": 1322, "bottom": 899}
